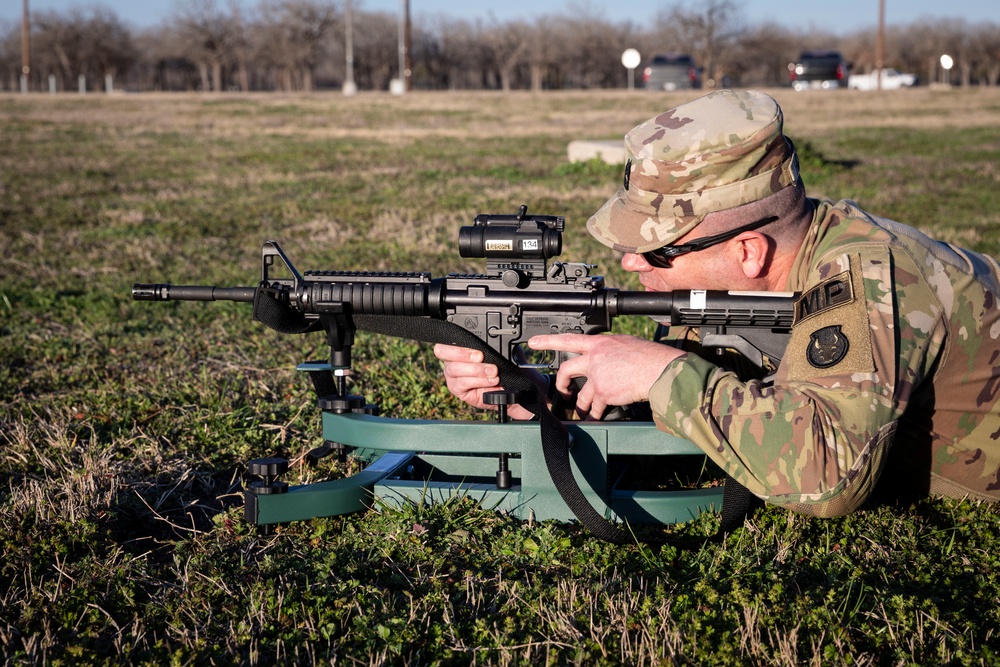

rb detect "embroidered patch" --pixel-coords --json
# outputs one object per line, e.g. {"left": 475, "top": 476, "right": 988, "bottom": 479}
{"left": 782, "top": 255, "right": 877, "bottom": 382}
{"left": 807, "top": 325, "right": 850, "bottom": 368}
{"left": 794, "top": 272, "right": 853, "bottom": 323}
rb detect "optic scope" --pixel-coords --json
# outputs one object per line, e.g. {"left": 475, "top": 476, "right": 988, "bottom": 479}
{"left": 458, "top": 204, "right": 563, "bottom": 261}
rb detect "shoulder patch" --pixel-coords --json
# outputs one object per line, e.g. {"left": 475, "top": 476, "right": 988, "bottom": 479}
{"left": 781, "top": 257, "right": 876, "bottom": 382}
{"left": 794, "top": 272, "right": 853, "bottom": 323}
{"left": 807, "top": 325, "right": 850, "bottom": 368}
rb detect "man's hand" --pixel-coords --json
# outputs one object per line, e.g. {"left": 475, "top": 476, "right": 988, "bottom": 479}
{"left": 432, "top": 343, "right": 540, "bottom": 420}
{"left": 528, "top": 333, "right": 682, "bottom": 420}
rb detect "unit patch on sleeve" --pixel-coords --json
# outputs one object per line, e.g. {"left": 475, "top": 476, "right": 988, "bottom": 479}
{"left": 782, "top": 259, "right": 876, "bottom": 382}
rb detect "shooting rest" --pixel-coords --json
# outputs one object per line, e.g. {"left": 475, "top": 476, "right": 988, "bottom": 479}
{"left": 243, "top": 361, "right": 724, "bottom": 528}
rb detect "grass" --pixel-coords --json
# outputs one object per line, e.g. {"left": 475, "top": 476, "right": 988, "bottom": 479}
{"left": 2, "top": 88, "right": 1000, "bottom": 665}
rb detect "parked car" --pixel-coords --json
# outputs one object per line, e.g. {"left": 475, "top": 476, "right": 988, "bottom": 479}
{"left": 789, "top": 50, "right": 848, "bottom": 91}
{"left": 848, "top": 68, "right": 918, "bottom": 90}
{"left": 642, "top": 53, "right": 700, "bottom": 91}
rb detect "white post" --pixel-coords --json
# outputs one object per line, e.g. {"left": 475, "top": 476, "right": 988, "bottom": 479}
{"left": 393, "top": 0, "right": 406, "bottom": 94}
{"left": 621, "top": 49, "right": 641, "bottom": 91}
{"left": 343, "top": 0, "right": 356, "bottom": 95}
{"left": 940, "top": 54, "right": 954, "bottom": 87}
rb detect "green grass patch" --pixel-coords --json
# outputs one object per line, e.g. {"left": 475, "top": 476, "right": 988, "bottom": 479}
{"left": 2, "top": 91, "right": 1000, "bottom": 665}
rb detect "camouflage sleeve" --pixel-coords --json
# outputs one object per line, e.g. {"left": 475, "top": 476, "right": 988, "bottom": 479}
{"left": 649, "top": 248, "right": 946, "bottom": 517}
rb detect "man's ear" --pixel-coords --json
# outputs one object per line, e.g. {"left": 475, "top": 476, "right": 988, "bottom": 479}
{"left": 734, "top": 232, "right": 771, "bottom": 279}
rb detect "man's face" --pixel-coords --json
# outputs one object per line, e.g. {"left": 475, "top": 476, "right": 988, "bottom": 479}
{"left": 621, "top": 250, "right": 731, "bottom": 291}
{"left": 617, "top": 211, "right": 781, "bottom": 292}
{"left": 621, "top": 215, "right": 751, "bottom": 291}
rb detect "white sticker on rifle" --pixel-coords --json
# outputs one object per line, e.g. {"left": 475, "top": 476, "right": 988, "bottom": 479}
{"left": 690, "top": 290, "right": 707, "bottom": 309}
{"left": 486, "top": 240, "right": 513, "bottom": 252}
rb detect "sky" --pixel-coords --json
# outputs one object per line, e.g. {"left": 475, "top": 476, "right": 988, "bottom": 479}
{"left": 1, "top": 0, "right": 996, "bottom": 33}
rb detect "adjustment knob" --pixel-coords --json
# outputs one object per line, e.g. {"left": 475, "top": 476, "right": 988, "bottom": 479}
{"left": 483, "top": 390, "right": 517, "bottom": 406}
{"left": 318, "top": 394, "right": 366, "bottom": 413}
{"left": 248, "top": 457, "right": 288, "bottom": 477}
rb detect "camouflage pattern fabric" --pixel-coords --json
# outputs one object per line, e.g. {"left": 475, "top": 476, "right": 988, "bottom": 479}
{"left": 587, "top": 89, "right": 799, "bottom": 254}
{"left": 649, "top": 199, "right": 1000, "bottom": 516}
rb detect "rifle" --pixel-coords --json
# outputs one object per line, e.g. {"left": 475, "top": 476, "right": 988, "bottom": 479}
{"left": 132, "top": 206, "right": 796, "bottom": 542}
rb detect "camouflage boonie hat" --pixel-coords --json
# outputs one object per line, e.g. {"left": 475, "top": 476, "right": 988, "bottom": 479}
{"left": 587, "top": 89, "right": 800, "bottom": 254}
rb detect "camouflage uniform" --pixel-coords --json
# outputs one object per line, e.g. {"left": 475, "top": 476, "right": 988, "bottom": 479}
{"left": 588, "top": 90, "right": 1000, "bottom": 516}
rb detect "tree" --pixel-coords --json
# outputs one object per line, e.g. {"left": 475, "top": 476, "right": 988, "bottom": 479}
{"left": 256, "top": 0, "right": 340, "bottom": 92}
{"left": 481, "top": 19, "right": 531, "bottom": 91}
{"left": 24, "top": 7, "right": 136, "bottom": 91}
{"left": 350, "top": 10, "right": 397, "bottom": 91}
{"left": 410, "top": 17, "right": 478, "bottom": 90}
{"left": 174, "top": 0, "right": 233, "bottom": 91}
{"left": 655, "top": 0, "right": 745, "bottom": 87}
{"left": 728, "top": 22, "right": 799, "bottom": 87}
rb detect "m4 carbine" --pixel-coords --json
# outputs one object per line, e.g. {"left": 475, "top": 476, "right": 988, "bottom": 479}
{"left": 133, "top": 206, "right": 794, "bottom": 374}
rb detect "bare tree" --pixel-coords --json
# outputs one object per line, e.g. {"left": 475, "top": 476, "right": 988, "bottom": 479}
{"left": 411, "top": 17, "right": 479, "bottom": 90}
{"left": 480, "top": 19, "right": 531, "bottom": 91}
{"left": 557, "top": 8, "right": 636, "bottom": 89}
{"left": 256, "top": 0, "right": 339, "bottom": 92}
{"left": 897, "top": 18, "right": 968, "bottom": 85}
{"left": 350, "top": 10, "right": 397, "bottom": 90}
{"left": 655, "top": 0, "right": 745, "bottom": 87}
{"left": 976, "top": 25, "right": 1000, "bottom": 86}
{"left": 174, "top": 0, "right": 233, "bottom": 91}
{"left": 228, "top": 0, "right": 252, "bottom": 91}
{"left": 21, "top": 7, "right": 136, "bottom": 91}
{"left": 729, "top": 22, "right": 799, "bottom": 87}
{"left": 0, "top": 20, "right": 20, "bottom": 90}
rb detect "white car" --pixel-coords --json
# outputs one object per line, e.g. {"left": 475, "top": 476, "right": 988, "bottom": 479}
{"left": 848, "top": 68, "right": 918, "bottom": 91}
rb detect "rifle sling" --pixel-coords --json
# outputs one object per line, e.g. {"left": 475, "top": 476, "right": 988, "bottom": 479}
{"left": 253, "top": 290, "right": 757, "bottom": 545}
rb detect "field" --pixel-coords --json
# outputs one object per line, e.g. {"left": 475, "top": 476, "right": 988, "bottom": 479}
{"left": 3, "top": 87, "right": 1000, "bottom": 666}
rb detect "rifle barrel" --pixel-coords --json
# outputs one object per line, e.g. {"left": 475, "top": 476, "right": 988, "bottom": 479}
{"left": 131, "top": 284, "right": 257, "bottom": 303}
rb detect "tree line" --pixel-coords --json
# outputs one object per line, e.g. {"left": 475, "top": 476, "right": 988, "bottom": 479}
{"left": 2, "top": 0, "right": 999, "bottom": 93}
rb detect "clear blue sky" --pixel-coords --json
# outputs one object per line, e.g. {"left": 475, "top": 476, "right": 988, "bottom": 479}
{"left": 1, "top": 0, "right": 995, "bottom": 33}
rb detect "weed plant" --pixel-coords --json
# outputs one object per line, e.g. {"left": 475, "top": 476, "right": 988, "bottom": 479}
{"left": 2, "top": 90, "right": 1000, "bottom": 665}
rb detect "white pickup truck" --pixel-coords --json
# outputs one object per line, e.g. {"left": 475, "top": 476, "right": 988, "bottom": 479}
{"left": 848, "top": 68, "right": 917, "bottom": 90}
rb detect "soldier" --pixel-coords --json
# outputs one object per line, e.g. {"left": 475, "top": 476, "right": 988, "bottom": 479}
{"left": 435, "top": 89, "right": 1000, "bottom": 517}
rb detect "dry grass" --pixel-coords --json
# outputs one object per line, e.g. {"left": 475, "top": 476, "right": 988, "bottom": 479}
{"left": 4, "top": 87, "right": 999, "bottom": 143}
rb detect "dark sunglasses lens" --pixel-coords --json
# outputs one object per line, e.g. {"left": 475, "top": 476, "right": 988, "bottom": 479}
{"left": 642, "top": 250, "right": 672, "bottom": 268}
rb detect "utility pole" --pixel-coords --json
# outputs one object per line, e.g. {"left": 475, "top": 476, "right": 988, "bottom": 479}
{"left": 21, "top": 0, "right": 30, "bottom": 93}
{"left": 397, "top": 0, "right": 412, "bottom": 92}
{"left": 876, "top": 0, "right": 885, "bottom": 91}
{"left": 404, "top": 0, "right": 412, "bottom": 91}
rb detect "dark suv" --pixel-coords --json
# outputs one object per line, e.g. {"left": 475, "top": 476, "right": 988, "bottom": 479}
{"left": 789, "top": 50, "right": 848, "bottom": 91}
{"left": 642, "top": 53, "right": 700, "bottom": 91}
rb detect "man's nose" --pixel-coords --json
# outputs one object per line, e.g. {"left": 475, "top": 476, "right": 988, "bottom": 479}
{"left": 621, "top": 253, "right": 653, "bottom": 272}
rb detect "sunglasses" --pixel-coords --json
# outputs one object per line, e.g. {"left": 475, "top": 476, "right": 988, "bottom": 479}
{"left": 641, "top": 215, "right": 779, "bottom": 269}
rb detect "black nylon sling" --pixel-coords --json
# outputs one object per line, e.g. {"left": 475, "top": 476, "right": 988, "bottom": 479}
{"left": 252, "top": 288, "right": 758, "bottom": 545}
